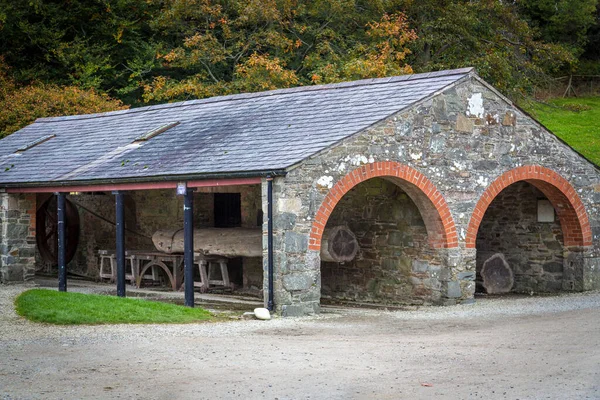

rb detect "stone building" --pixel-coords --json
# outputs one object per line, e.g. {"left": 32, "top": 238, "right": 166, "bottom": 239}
{"left": 1, "top": 67, "right": 599, "bottom": 316}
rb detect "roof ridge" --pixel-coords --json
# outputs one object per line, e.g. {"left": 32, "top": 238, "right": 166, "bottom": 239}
{"left": 35, "top": 67, "right": 475, "bottom": 124}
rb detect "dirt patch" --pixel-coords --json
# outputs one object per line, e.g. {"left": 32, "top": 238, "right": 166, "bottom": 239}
{"left": 1, "top": 283, "right": 599, "bottom": 399}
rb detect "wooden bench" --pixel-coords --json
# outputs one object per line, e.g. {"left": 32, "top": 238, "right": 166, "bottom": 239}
{"left": 99, "top": 250, "right": 183, "bottom": 290}
{"left": 194, "top": 254, "right": 231, "bottom": 293}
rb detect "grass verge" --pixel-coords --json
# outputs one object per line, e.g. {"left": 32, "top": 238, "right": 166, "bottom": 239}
{"left": 524, "top": 97, "right": 600, "bottom": 166}
{"left": 15, "top": 289, "right": 212, "bottom": 325}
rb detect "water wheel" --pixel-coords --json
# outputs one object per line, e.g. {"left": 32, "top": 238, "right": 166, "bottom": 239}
{"left": 36, "top": 196, "right": 81, "bottom": 265}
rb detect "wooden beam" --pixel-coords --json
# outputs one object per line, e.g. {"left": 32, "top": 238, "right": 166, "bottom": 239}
{"left": 5, "top": 177, "right": 262, "bottom": 193}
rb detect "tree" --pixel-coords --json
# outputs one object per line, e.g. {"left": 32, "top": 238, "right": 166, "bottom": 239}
{"left": 516, "top": 0, "right": 599, "bottom": 52}
{"left": 142, "top": 0, "right": 418, "bottom": 102}
{"left": 0, "top": 59, "right": 127, "bottom": 139}
{"left": 402, "top": 0, "right": 576, "bottom": 97}
{"left": 0, "top": 0, "right": 163, "bottom": 103}
{"left": 1, "top": 0, "right": 598, "bottom": 107}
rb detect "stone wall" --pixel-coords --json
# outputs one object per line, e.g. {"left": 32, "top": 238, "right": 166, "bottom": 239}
{"left": 267, "top": 74, "right": 600, "bottom": 315}
{"left": 321, "top": 178, "right": 442, "bottom": 304}
{"left": 1, "top": 192, "right": 36, "bottom": 282}
{"left": 475, "top": 182, "right": 564, "bottom": 293}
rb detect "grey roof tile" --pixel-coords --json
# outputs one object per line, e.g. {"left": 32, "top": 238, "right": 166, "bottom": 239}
{"left": 0, "top": 68, "right": 472, "bottom": 186}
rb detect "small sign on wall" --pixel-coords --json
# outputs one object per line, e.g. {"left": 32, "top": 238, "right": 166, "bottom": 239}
{"left": 537, "top": 199, "right": 555, "bottom": 222}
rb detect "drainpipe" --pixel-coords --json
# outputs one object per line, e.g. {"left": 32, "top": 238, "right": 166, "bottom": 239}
{"left": 267, "top": 176, "right": 274, "bottom": 311}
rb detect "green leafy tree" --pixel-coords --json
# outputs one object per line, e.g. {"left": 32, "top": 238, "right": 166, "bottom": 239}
{"left": 516, "top": 0, "right": 599, "bottom": 51}
{"left": 0, "top": 0, "right": 163, "bottom": 102}
{"left": 142, "top": 0, "right": 418, "bottom": 102}
{"left": 403, "top": 0, "right": 576, "bottom": 97}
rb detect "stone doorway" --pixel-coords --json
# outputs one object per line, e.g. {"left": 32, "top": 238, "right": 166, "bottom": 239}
{"left": 475, "top": 181, "right": 564, "bottom": 293}
{"left": 320, "top": 177, "right": 441, "bottom": 304}
{"left": 467, "top": 166, "right": 593, "bottom": 294}
{"left": 306, "top": 162, "right": 461, "bottom": 307}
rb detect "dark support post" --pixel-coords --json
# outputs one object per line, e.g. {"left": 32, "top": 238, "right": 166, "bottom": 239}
{"left": 114, "top": 191, "right": 126, "bottom": 297}
{"left": 183, "top": 187, "right": 195, "bottom": 307}
{"left": 56, "top": 192, "right": 67, "bottom": 292}
{"left": 267, "top": 176, "right": 274, "bottom": 311}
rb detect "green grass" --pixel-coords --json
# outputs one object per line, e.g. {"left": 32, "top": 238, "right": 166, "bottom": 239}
{"left": 524, "top": 97, "right": 600, "bottom": 166}
{"left": 15, "top": 289, "right": 212, "bottom": 325}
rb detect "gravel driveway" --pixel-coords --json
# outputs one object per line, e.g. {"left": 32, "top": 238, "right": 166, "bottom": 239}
{"left": 1, "top": 283, "right": 599, "bottom": 399}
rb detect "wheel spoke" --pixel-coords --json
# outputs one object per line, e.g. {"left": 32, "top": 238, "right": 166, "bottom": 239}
{"left": 45, "top": 230, "right": 55, "bottom": 241}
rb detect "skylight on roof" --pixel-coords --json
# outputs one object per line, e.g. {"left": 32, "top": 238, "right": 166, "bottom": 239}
{"left": 15, "top": 134, "right": 56, "bottom": 153}
{"left": 134, "top": 122, "right": 179, "bottom": 142}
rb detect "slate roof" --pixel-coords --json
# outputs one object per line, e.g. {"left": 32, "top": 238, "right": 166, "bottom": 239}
{"left": 0, "top": 68, "right": 473, "bottom": 187}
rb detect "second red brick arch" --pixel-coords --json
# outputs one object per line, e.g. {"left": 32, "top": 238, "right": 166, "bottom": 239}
{"left": 465, "top": 166, "right": 593, "bottom": 248}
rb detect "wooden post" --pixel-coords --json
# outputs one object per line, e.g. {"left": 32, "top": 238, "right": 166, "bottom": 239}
{"left": 113, "top": 191, "right": 126, "bottom": 297}
{"left": 184, "top": 187, "right": 195, "bottom": 307}
{"left": 56, "top": 192, "right": 67, "bottom": 292}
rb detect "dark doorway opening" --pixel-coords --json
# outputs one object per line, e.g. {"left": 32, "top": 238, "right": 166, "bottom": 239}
{"left": 214, "top": 193, "right": 241, "bottom": 228}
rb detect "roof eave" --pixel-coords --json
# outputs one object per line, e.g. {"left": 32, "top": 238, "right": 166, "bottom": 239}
{"left": 0, "top": 169, "right": 287, "bottom": 192}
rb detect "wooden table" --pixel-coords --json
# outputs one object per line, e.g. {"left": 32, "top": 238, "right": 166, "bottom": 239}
{"left": 99, "top": 250, "right": 232, "bottom": 292}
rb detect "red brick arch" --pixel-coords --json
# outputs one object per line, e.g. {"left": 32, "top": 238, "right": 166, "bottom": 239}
{"left": 308, "top": 161, "right": 458, "bottom": 251}
{"left": 466, "top": 166, "right": 592, "bottom": 248}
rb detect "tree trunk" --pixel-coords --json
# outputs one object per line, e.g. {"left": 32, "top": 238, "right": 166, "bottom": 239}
{"left": 152, "top": 228, "right": 263, "bottom": 258}
{"left": 320, "top": 225, "right": 359, "bottom": 263}
{"left": 480, "top": 253, "right": 514, "bottom": 294}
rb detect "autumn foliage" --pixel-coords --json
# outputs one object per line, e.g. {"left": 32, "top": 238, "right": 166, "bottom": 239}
{"left": 0, "top": 0, "right": 598, "bottom": 135}
{"left": 0, "top": 60, "right": 127, "bottom": 139}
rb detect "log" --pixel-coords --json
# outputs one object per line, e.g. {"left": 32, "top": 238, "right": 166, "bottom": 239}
{"left": 480, "top": 253, "right": 514, "bottom": 294}
{"left": 321, "top": 225, "right": 359, "bottom": 263}
{"left": 152, "top": 225, "right": 359, "bottom": 262}
{"left": 152, "top": 228, "right": 262, "bottom": 257}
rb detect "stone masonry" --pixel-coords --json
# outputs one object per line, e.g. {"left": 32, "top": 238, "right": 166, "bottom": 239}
{"left": 267, "top": 74, "right": 600, "bottom": 316}
{"left": 0, "top": 192, "right": 36, "bottom": 283}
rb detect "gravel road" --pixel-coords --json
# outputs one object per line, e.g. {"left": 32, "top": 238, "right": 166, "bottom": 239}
{"left": 1, "top": 283, "right": 599, "bottom": 400}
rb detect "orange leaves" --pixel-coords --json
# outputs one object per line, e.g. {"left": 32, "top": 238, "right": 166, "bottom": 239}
{"left": 366, "top": 12, "right": 418, "bottom": 66}
{"left": 143, "top": 4, "right": 417, "bottom": 102}
{"left": 163, "top": 49, "right": 184, "bottom": 63}
{"left": 339, "top": 12, "right": 417, "bottom": 80}
{"left": 0, "top": 59, "right": 124, "bottom": 138}
{"left": 0, "top": 82, "right": 127, "bottom": 139}
{"left": 367, "top": 12, "right": 418, "bottom": 45}
{"left": 235, "top": 53, "right": 299, "bottom": 91}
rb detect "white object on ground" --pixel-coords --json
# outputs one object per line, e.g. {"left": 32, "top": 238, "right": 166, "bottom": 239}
{"left": 253, "top": 308, "right": 271, "bottom": 320}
